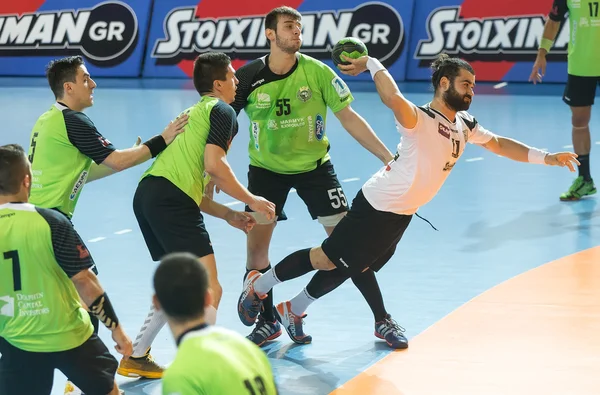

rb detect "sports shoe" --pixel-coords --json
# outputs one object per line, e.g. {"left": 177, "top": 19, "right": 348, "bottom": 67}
{"left": 275, "top": 301, "right": 312, "bottom": 344}
{"left": 238, "top": 270, "right": 267, "bottom": 326}
{"left": 247, "top": 315, "right": 282, "bottom": 347}
{"left": 560, "top": 176, "right": 596, "bottom": 201}
{"left": 375, "top": 314, "right": 408, "bottom": 349}
{"left": 116, "top": 348, "right": 164, "bottom": 379}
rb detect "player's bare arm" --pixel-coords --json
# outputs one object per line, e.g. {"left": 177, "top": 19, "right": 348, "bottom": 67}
{"left": 88, "top": 136, "right": 142, "bottom": 182}
{"left": 334, "top": 106, "right": 394, "bottom": 164}
{"left": 199, "top": 195, "right": 257, "bottom": 234}
{"left": 479, "top": 135, "right": 580, "bottom": 171}
{"left": 529, "top": 18, "right": 561, "bottom": 84}
{"left": 204, "top": 144, "right": 276, "bottom": 220}
{"left": 101, "top": 114, "right": 188, "bottom": 171}
{"left": 337, "top": 55, "right": 418, "bottom": 129}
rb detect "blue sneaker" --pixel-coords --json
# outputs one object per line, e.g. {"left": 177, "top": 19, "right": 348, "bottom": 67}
{"left": 237, "top": 270, "right": 266, "bottom": 326}
{"left": 275, "top": 301, "right": 312, "bottom": 344}
{"left": 247, "top": 315, "right": 282, "bottom": 347}
{"left": 375, "top": 314, "right": 408, "bottom": 349}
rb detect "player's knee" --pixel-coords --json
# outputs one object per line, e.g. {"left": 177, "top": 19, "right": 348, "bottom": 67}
{"left": 309, "top": 247, "right": 336, "bottom": 271}
{"left": 211, "top": 281, "right": 223, "bottom": 305}
{"left": 571, "top": 107, "right": 591, "bottom": 128}
{"left": 317, "top": 212, "right": 346, "bottom": 227}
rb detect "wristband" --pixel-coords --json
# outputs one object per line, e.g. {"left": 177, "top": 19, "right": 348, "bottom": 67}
{"left": 366, "top": 57, "right": 386, "bottom": 80}
{"left": 528, "top": 148, "right": 548, "bottom": 165}
{"left": 539, "top": 38, "right": 553, "bottom": 53}
{"left": 89, "top": 292, "right": 119, "bottom": 330}
{"left": 143, "top": 135, "right": 167, "bottom": 158}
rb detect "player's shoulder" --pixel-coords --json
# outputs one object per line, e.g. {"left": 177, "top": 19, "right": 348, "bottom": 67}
{"left": 457, "top": 110, "right": 478, "bottom": 130}
{"left": 416, "top": 104, "right": 437, "bottom": 120}
{"left": 236, "top": 57, "right": 268, "bottom": 79}
{"left": 62, "top": 107, "right": 95, "bottom": 127}
{"left": 298, "top": 53, "right": 332, "bottom": 71}
{"left": 209, "top": 99, "right": 236, "bottom": 119}
{"left": 34, "top": 206, "right": 71, "bottom": 227}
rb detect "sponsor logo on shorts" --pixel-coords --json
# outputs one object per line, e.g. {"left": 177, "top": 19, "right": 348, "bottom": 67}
{"left": 0, "top": 1, "right": 139, "bottom": 66}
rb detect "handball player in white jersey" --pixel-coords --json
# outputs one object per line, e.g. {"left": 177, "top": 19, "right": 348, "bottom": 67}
{"left": 237, "top": 53, "right": 579, "bottom": 346}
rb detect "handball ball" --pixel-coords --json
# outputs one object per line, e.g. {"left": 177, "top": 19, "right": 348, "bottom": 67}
{"left": 331, "top": 37, "right": 368, "bottom": 66}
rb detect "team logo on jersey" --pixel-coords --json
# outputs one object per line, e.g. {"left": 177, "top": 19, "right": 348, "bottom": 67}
{"left": 0, "top": 2, "right": 138, "bottom": 66}
{"left": 256, "top": 93, "right": 271, "bottom": 109}
{"left": 297, "top": 86, "right": 312, "bottom": 102}
{"left": 151, "top": 2, "right": 405, "bottom": 66}
{"left": 315, "top": 114, "right": 325, "bottom": 141}
{"left": 414, "top": 6, "right": 569, "bottom": 63}
{"left": 0, "top": 295, "right": 14, "bottom": 317}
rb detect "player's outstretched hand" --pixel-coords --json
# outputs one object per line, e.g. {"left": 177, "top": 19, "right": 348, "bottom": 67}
{"left": 248, "top": 196, "right": 276, "bottom": 222}
{"left": 336, "top": 55, "right": 369, "bottom": 77}
{"left": 112, "top": 326, "right": 133, "bottom": 359}
{"left": 545, "top": 152, "right": 580, "bottom": 172}
{"left": 225, "top": 210, "right": 257, "bottom": 234}
{"left": 161, "top": 113, "right": 189, "bottom": 145}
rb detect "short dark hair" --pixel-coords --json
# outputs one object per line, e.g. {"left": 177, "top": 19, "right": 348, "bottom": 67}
{"left": 45, "top": 56, "right": 85, "bottom": 99}
{"left": 193, "top": 52, "right": 231, "bottom": 96}
{"left": 0, "top": 144, "right": 28, "bottom": 195}
{"left": 153, "top": 252, "right": 209, "bottom": 322}
{"left": 265, "top": 6, "right": 302, "bottom": 31}
{"left": 430, "top": 53, "right": 474, "bottom": 93}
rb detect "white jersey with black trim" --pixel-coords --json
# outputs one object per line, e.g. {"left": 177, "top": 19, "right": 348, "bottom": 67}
{"left": 361, "top": 103, "right": 495, "bottom": 215}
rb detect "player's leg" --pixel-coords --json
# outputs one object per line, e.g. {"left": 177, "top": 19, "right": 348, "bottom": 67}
{"left": 56, "top": 333, "right": 121, "bottom": 395}
{"left": 243, "top": 165, "right": 292, "bottom": 346}
{"left": 0, "top": 337, "right": 55, "bottom": 394}
{"left": 560, "top": 74, "right": 597, "bottom": 200}
{"left": 117, "top": 176, "right": 169, "bottom": 379}
{"left": 197, "top": 253, "right": 221, "bottom": 323}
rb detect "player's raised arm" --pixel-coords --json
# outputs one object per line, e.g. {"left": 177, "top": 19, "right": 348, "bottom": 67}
{"left": 337, "top": 55, "right": 418, "bottom": 129}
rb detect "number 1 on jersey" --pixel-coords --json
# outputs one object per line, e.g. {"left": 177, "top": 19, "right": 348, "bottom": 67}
{"left": 3, "top": 250, "right": 22, "bottom": 291}
{"left": 451, "top": 138, "right": 461, "bottom": 159}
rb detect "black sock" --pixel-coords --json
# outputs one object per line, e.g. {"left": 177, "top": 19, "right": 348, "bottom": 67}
{"left": 352, "top": 269, "right": 387, "bottom": 322}
{"left": 306, "top": 269, "right": 351, "bottom": 299}
{"left": 273, "top": 248, "right": 314, "bottom": 282}
{"left": 258, "top": 266, "right": 275, "bottom": 322}
{"left": 578, "top": 154, "right": 592, "bottom": 181}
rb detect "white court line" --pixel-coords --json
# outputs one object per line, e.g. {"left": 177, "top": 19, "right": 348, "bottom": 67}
{"left": 114, "top": 229, "right": 132, "bottom": 235}
{"left": 224, "top": 201, "right": 243, "bottom": 207}
{"left": 342, "top": 177, "right": 360, "bottom": 182}
{"left": 563, "top": 144, "right": 573, "bottom": 148}
{"left": 465, "top": 157, "right": 484, "bottom": 162}
{"left": 494, "top": 82, "right": 508, "bottom": 89}
{"left": 595, "top": 141, "right": 600, "bottom": 145}
{"left": 88, "top": 237, "right": 106, "bottom": 243}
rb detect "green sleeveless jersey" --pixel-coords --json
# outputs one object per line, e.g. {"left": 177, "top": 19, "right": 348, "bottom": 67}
{"left": 142, "top": 97, "right": 238, "bottom": 205}
{"left": 232, "top": 53, "right": 354, "bottom": 174}
{"left": 550, "top": 0, "right": 600, "bottom": 76}
{"left": 28, "top": 102, "right": 115, "bottom": 218}
{"left": 0, "top": 203, "right": 94, "bottom": 352}
{"left": 162, "top": 325, "right": 278, "bottom": 395}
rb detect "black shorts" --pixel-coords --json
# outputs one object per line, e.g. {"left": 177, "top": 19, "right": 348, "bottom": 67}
{"left": 563, "top": 74, "right": 600, "bottom": 107}
{"left": 0, "top": 334, "right": 117, "bottom": 395}
{"left": 246, "top": 161, "right": 348, "bottom": 221}
{"left": 133, "top": 176, "right": 213, "bottom": 261}
{"left": 321, "top": 189, "right": 412, "bottom": 274}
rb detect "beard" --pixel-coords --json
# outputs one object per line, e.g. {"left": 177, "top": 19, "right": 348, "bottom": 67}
{"left": 275, "top": 34, "right": 301, "bottom": 54}
{"left": 443, "top": 84, "right": 472, "bottom": 111}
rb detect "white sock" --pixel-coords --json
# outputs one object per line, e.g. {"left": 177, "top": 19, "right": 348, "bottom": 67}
{"left": 289, "top": 288, "right": 316, "bottom": 315}
{"left": 132, "top": 305, "right": 167, "bottom": 357}
{"left": 205, "top": 305, "right": 217, "bottom": 325}
{"left": 253, "top": 269, "right": 281, "bottom": 295}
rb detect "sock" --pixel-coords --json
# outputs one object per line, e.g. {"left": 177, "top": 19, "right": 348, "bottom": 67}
{"left": 258, "top": 266, "right": 275, "bottom": 322}
{"left": 205, "top": 305, "right": 217, "bottom": 325}
{"left": 132, "top": 305, "right": 167, "bottom": 358}
{"left": 305, "top": 268, "right": 351, "bottom": 299}
{"left": 352, "top": 269, "right": 387, "bottom": 322}
{"left": 254, "top": 248, "right": 313, "bottom": 293}
{"left": 578, "top": 154, "right": 591, "bottom": 181}
{"left": 253, "top": 269, "right": 281, "bottom": 295}
{"left": 289, "top": 288, "right": 317, "bottom": 315}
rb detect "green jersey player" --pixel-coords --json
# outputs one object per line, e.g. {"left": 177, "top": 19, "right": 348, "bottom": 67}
{"left": 153, "top": 252, "right": 278, "bottom": 395}
{"left": 229, "top": 6, "right": 401, "bottom": 348}
{"left": 530, "top": 0, "right": 600, "bottom": 200}
{"left": 0, "top": 144, "right": 132, "bottom": 395}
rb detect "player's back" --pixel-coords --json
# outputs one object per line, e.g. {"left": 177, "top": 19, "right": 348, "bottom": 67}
{"left": 28, "top": 103, "right": 95, "bottom": 218}
{"left": 0, "top": 203, "right": 93, "bottom": 352}
{"left": 142, "top": 96, "right": 227, "bottom": 205}
{"left": 162, "top": 326, "right": 277, "bottom": 395}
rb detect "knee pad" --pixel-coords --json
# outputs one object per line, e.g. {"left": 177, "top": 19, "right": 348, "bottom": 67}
{"left": 317, "top": 212, "right": 346, "bottom": 227}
